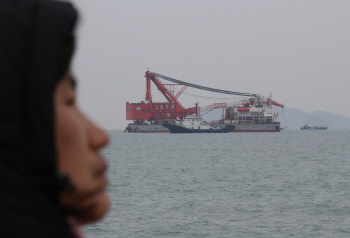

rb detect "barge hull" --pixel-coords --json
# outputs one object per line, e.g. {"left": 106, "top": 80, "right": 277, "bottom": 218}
{"left": 124, "top": 123, "right": 280, "bottom": 133}
{"left": 124, "top": 124, "right": 169, "bottom": 133}
{"left": 212, "top": 123, "right": 280, "bottom": 132}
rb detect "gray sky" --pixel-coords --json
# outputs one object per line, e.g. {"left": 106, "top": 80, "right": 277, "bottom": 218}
{"left": 72, "top": 0, "right": 350, "bottom": 130}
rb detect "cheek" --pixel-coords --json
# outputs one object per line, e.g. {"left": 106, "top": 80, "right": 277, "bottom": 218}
{"left": 55, "top": 105, "right": 91, "bottom": 186}
{"left": 55, "top": 101, "right": 110, "bottom": 223}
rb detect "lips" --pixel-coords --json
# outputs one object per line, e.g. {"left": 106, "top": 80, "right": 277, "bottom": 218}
{"left": 94, "top": 158, "right": 108, "bottom": 179}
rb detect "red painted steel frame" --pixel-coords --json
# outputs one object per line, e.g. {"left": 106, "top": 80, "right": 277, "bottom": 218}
{"left": 126, "top": 71, "right": 197, "bottom": 121}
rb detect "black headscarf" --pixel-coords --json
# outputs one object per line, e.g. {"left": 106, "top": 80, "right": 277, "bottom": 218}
{"left": 0, "top": 0, "right": 78, "bottom": 237}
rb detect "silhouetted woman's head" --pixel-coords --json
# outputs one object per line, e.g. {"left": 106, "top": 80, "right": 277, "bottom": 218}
{"left": 0, "top": 1, "right": 109, "bottom": 237}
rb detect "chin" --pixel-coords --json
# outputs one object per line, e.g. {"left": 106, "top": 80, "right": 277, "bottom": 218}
{"left": 76, "top": 193, "right": 110, "bottom": 224}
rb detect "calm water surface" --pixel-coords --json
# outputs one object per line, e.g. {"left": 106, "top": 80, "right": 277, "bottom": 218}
{"left": 85, "top": 130, "right": 350, "bottom": 238}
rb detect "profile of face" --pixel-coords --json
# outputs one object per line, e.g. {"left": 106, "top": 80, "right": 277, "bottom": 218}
{"left": 54, "top": 70, "right": 110, "bottom": 224}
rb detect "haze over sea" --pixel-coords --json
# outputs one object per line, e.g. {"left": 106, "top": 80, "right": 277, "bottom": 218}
{"left": 85, "top": 130, "right": 350, "bottom": 238}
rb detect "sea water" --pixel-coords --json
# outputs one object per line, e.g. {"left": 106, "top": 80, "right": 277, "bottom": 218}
{"left": 84, "top": 130, "right": 350, "bottom": 238}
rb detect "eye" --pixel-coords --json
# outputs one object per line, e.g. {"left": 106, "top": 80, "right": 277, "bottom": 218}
{"left": 64, "top": 95, "right": 76, "bottom": 106}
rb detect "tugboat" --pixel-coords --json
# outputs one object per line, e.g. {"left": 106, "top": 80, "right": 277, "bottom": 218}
{"left": 162, "top": 115, "right": 233, "bottom": 133}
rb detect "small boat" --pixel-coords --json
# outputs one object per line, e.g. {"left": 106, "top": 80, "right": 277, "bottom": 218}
{"left": 300, "top": 123, "right": 327, "bottom": 130}
{"left": 162, "top": 115, "right": 233, "bottom": 133}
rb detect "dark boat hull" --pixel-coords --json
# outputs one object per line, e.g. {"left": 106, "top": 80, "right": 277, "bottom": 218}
{"left": 162, "top": 124, "right": 230, "bottom": 133}
{"left": 301, "top": 127, "right": 327, "bottom": 130}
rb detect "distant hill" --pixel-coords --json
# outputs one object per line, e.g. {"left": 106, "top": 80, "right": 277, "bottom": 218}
{"left": 200, "top": 107, "right": 350, "bottom": 130}
{"left": 278, "top": 108, "right": 350, "bottom": 130}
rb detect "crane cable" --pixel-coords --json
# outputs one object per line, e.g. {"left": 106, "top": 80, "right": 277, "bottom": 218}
{"left": 173, "top": 89, "right": 247, "bottom": 101}
{"left": 152, "top": 72, "right": 256, "bottom": 97}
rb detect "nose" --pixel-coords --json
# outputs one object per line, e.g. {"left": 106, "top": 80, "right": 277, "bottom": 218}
{"left": 87, "top": 119, "right": 110, "bottom": 150}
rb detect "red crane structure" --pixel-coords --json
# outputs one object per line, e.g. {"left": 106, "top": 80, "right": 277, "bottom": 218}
{"left": 126, "top": 71, "right": 284, "bottom": 123}
{"left": 126, "top": 71, "right": 197, "bottom": 122}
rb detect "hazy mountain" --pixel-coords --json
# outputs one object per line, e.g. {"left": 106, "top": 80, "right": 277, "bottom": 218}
{"left": 200, "top": 107, "right": 350, "bottom": 130}
{"left": 278, "top": 108, "right": 350, "bottom": 130}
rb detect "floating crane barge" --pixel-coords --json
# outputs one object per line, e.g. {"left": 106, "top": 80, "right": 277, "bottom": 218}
{"left": 125, "top": 71, "right": 284, "bottom": 133}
